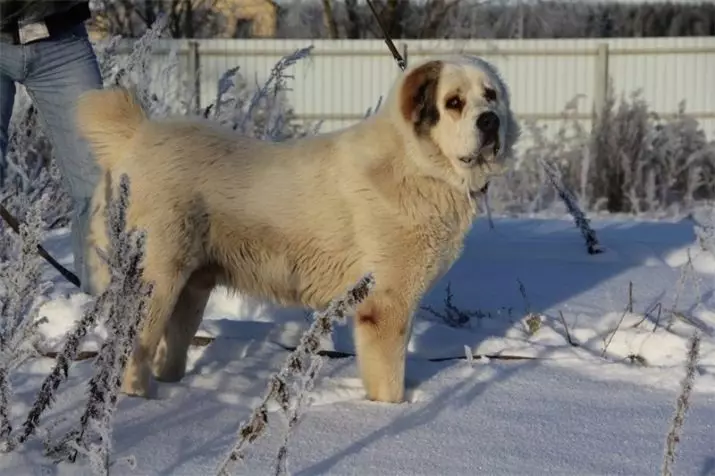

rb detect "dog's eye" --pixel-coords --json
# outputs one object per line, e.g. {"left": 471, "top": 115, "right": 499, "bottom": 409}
{"left": 484, "top": 87, "right": 497, "bottom": 102}
{"left": 445, "top": 95, "right": 464, "bottom": 111}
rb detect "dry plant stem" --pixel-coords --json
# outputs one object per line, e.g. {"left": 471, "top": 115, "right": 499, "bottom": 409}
{"left": 601, "top": 309, "right": 628, "bottom": 358}
{"left": 215, "top": 273, "right": 375, "bottom": 476}
{"left": 631, "top": 301, "right": 663, "bottom": 331}
{"left": 517, "top": 278, "right": 531, "bottom": 314}
{"left": 661, "top": 332, "right": 701, "bottom": 476}
{"left": 651, "top": 303, "right": 664, "bottom": 332}
{"left": 558, "top": 311, "right": 577, "bottom": 347}
{"left": 601, "top": 283, "right": 633, "bottom": 358}
{"left": 538, "top": 158, "right": 602, "bottom": 254}
{"left": 668, "top": 254, "right": 695, "bottom": 330}
{"left": 421, "top": 282, "right": 486, "bottom": 328}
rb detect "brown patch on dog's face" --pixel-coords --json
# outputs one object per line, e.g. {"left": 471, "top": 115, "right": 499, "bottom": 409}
{"left": 399, "top": 60, "right": 443, "bottom": 136}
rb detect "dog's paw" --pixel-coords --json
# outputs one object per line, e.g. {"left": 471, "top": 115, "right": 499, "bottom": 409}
{"left": 121, "top": 365, "right": 156, "bottom": 399}
{"left": 120, "top": 382, "right": 157, "bottom": 399}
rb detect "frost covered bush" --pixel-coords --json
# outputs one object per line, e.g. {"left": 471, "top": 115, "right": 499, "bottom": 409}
{"left": 201, "top": 48, "right": 318, "bottom": 141}
{"left": 92, "top": 14, "right": 316, "bottom": 140}
{"left": 587, "top": 90, "right": 715, "bottom": 214}
{"left": 40, "top": 175, "right": 152, "bottom": 475}
{"left": 0, "top": 96, "right": 72, "bottom": 236}
{"left": 0, "top": 193, "right": 53, "bottom": 448}
{"left": 0, "top": 173, "right": 152, "bottom": 475}
{"left": 489, "top": 87, "right": 715, "bottom": 217}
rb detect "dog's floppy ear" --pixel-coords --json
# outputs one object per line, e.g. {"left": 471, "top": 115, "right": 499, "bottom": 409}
{"left": 399, "top": 60, "right": 443, "bottom": 136}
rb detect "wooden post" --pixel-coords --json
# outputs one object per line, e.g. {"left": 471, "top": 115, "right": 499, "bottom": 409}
{"left": 593, "top": 43, "right": 610, "bottom": 126}
{"left": 187, "top": 40, "right": 201, "bottom": 114}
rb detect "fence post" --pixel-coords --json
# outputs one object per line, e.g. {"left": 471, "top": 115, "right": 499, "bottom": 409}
{"left": 187, "top": 40, "right": 201, "bottom": 114}
{"left": 593, "top": 42, "right": 610, "bottom": 125}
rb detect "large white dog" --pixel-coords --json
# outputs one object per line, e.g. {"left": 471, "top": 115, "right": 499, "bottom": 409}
{"left": 75, "top": 55, "right": 520, "bottom": 403}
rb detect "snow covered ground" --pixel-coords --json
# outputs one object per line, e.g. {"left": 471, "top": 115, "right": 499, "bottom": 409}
{"left": 4, "top": 213, "right": 715, "bottom": 475}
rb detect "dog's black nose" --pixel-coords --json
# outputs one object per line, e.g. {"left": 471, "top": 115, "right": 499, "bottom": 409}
{"left": 476, "top": 111, "right": 499, "bottom": 135}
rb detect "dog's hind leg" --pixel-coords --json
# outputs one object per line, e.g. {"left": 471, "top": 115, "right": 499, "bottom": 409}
{"left": 353, "top": 291, "right": 413, "bottom": 403}
{"left": 121, "top": 261, "right": 191, "bottom": 398}
{"left": 152, "top": 268, "right": 216, "bottom": 383}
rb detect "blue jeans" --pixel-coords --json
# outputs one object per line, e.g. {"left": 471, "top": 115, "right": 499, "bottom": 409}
{"left": 0, "top": 22, "right": 102, "bottom": 294}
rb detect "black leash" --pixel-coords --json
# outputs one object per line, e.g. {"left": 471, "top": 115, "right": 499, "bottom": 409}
{"left": 365, "top": 0, "right": 408, "bottom": 72}
{"left": 0, "top": 202, "right": 81, "bottom": 288}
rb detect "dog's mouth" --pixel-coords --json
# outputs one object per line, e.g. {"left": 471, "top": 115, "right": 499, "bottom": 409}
{"left": 460, "top": 138, "right": 501, "bottom": 199}
{"left": 458, "top": 137, "right": 501, "bottom": 168}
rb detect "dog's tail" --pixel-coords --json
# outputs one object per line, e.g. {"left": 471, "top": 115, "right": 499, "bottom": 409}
{"left": 76, "top": 87, "right": 147, "bottom": 170}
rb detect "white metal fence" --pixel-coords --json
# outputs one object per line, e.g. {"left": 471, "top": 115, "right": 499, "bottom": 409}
{"left": 115, "top": 37, "right": 715, "bottom": 145}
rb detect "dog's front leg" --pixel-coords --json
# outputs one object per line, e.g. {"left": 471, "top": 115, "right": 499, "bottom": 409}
{"left": 353, "top": 293, "right": 413, "bottom": 403}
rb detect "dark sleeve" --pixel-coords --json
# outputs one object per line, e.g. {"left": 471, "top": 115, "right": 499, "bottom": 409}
{"left": 0, "top": 1, "right": 29, "bottom": 26}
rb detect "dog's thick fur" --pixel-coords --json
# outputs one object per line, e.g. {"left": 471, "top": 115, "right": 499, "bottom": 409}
{"left": 76, "top": 55, "right": 519, "bottom": 403}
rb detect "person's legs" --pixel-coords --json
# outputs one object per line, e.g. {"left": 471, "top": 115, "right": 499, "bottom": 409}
{"left": 0, "top": 77, "right": 17, "bottom": 188}
{"left": 23, "top": 22, "right": 103, "bottom": 294}
{"left": 0, "top": 42, "right": 25, "bottom": 188}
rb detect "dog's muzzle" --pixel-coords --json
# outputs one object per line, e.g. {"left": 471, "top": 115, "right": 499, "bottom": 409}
{"left": 477, "top": 111, "right": 499, "bottom": 140}
{"left": 459, "top": 111, "right": 501, "bottom": 167}
{"left": 477, "top": 111, "right": 501, "bottom": 156}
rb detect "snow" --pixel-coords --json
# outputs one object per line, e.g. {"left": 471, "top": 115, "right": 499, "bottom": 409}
{"left": 5, "top": 214, "right": 715, "bottom": 475}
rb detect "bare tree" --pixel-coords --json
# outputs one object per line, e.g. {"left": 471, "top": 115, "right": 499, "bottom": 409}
{"left": 278, "top": 0, "right": 715, "bottom": 40}
{"left": 321, "top": 0, "right": 339, "bottom": 38}
{"left": 89, "top": 0, "right": 224, "bottom": 38}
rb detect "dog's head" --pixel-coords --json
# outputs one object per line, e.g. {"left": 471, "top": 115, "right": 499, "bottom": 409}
{"left": 393, "top": 56, "right": 520, "bottom": 193}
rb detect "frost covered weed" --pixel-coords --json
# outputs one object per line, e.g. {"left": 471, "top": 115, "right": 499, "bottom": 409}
{"left": 421, "top": 282, "right": 490, "bottom": 329}
{"left": 202, "top": 46, "right": 317, "bottom": 141}
{"left": 538, "top": 157, "right": 602, "bottom": 254}
{"left": 0, "top": 97, "right": 72, "bottom": 239}
{"left": 0, "top": 193, "right": 53, "bottom": 450}
{"left": 216, "top": 274, "right": 375, "bottom": 476}
{"left": 93, "top": 13, "right": 316, "bottom": 139}
{"left": 0, "top": 175, "right": 152, "bottom": 474}
{"left": 96, "top": 14, "right": 193, "bottom": 119}
{"left": 662, "top": 332, "right": 701, "bottom": 476}
{"left": 41, "top": 175, "right": 152, "bottom": 475}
